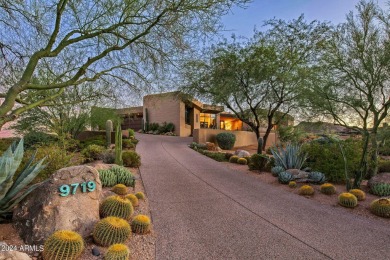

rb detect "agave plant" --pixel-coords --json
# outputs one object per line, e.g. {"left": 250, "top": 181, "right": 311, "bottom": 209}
{"left": 0, "top": 139, "right": 46, "bottom": 220}
{"left": 270, "top": 143, "right": 307, "bottom": 170}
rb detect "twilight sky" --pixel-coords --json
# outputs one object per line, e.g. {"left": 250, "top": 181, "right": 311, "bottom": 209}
{"left": 220, "top": 0, "right": 389, "bottom": 38}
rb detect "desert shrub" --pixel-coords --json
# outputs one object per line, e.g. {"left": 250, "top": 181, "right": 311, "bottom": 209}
{"left": 149, "top": 123, "right": 160, "bottom": 132}
{"left": 202, "top": 151, "right": 228, "bottom": 162}
{"left": 128, "top": 128, "right": 135, "bottom": 138}
{"left": 101, "top": 149, "right": 116, "bottom": 164}
{"left": 131, "top": 138, "right": 139, "bottom": 145}
{"left": 23, "top": 131, "right": 57, "bottom": 149}
{"left": 122, "top": 150, "right": 141, "bottom": 167}
{"left": 378, "top": 145, "right": 390, "bottom": 156}
{"left": 81, "top": 144, "right": 105, "bottom": 162}
{"left": 23, "top": 144, "right": 79, "bottom": 182}
{"left": 223, "top": 152, "right": 233, "bottom": 160}
{"left": 216, "top": 132, "right": 236, "bottom": 150}
{"left": 301, "top": 138, "right": 362, "bottom": 183}
{"left": 0, "top": 138, "right": 19, "bottom": 153}
{"left": 378, "top": 160, "right": 390, "bottom": 173}
{"left": 122, "top": 139, "right": 135, "bottom": 149}
{"left": 80, "top": 135, "right": 106, "bottom": 148}
{"left": 248, "top": 154, "right": 270, "bottom": 171}
{"left": 158, "top": 122, "right": 175, "bottom": 133}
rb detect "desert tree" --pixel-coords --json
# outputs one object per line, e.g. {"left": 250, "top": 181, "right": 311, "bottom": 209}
{"left": 182, "top": 16, "right": 329, "bottom": 151}
{"left": 0, "top": 0, "right": 248, "bottom": 128}
{"left": 307, "top": 1, "right": 390, "bottom": 187}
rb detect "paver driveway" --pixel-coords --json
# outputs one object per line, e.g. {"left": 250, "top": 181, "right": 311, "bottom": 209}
{"left": 136, "top": 134, "right": 390, "bottom": 260}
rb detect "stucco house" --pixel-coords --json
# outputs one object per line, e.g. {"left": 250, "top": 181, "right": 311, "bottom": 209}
{"left": 104, "top": 91, "right": 293, "bottom": 148}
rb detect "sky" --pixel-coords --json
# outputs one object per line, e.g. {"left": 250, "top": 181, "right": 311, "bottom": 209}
{"left": 220, "top": 0, "right": 389, "bottom": 39}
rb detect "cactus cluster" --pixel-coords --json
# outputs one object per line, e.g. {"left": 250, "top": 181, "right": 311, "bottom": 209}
{"left": 111, "top": 166, "right": 135, "bottom": 187}
{"left": 271, "top": 166, "right": 284, "bottom": 177}
{"left": 135, "top": 192, "right": 145, "bottom": 200}
{"left": 106, "top": 120, "right": 113, "bottom": 148}
{"left": 349, "top": 189, "right": 366, "bottom": 201}
{"left": 320, "top": 183, "right": 336, "bottom": 195}
{"left": 278, "top": 171, "right": 294, "bottom": 184}
{"left": 298, "top": 185, "right": 314, "bottom": 196}
{"left": 93, "top": 217, "right": 132, "bottom": 247}
{"left": 112, "top": 184, "right": 128, "bottom": 195}
{"left": 229, "top": 155, "right": 239, "bottom": 163}
{"left": 43, "top": 230, "right": 84, "bottom": 260}
{"left": 338, "top": 193, "right": 358, "bottom": 208}
{"left": 100, "top": 196, "right": 134, "bottom": 220}
{"left": 288, "top": 181, "right": 297, "bottom": 188}
{"left": 237, "top": 158, "right": 247, "bottom": 165}
{"left": 131, "top": 215, "right": 151, "bottom": 234}
{"left": 105, "top": 244, "right": 130, "bottom": 260}
{"left": 369, "top": 183, "right": 390, "bottom": 197}
{"left": 99, "top": 169, "right": 117, "bottom": 187}
{"left": 370, "top": 198, "right": 390, "bottom": 218}
{"left": 308, "top": 171, "right": 326, "bottom": 184}
{"left": 125, "top": 194, "right": 139, "bottom": 207}
{"left": 115, "top": 121, "right": 123, "bottom": 166}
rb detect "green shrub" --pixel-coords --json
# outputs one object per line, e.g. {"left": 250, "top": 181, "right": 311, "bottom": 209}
{"left": 158, "top": 122, "right": 175, "bottom": 133}
{"left": 80, "top": 135, "right": 105, "bottom": 148}
{"left": 122, "top": 139, "right": 135, "bottom": 149}
{"left": 131, "top": 138, "right": 139, "bottom": 145}
{"left": 0, "top": 138, "right": 18, "bottom": 153}
{"left": 25, "top": 144, "right": 79, "bottom": 183}
{"left": 101, "top": 149, "right": 115, "bottom": 164}
{"left": 378, "top": 160, "right": 390, "bottom": 173}
{"left": 149, "top": 123, "right": 160, "bottom": 131}
{"left": 202, "top": 151, "right": 227, "bottom": 162}
{"left": 81, "top": 144, "right": 105, "bottom": 162}
{"left": 378, "top": 145, "right": 390, "bottom": 156}
{"left": 301, "top": 138, "right": 362, "bottom": 183}
{"left": 248, "top": 154, "right": 270, "bottom": 171}
{"left": 216, "top": 132, "right": 236, "bottom": 150}
{"left": 23, "top": 131, "right": 57, "bottom": 149}
{"left": 122, "top": 151, "right": 141, "bottom": 167}
{"left": 128, "top": 128, "right": 135, "bottom": 138}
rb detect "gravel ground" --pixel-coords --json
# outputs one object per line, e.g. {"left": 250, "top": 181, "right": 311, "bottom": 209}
{"left": 0, "top": 164, "right": 156, "bottom": 260}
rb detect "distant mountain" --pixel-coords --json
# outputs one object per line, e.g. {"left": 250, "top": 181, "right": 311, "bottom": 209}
{"left": 295, "top": 121, "right": 353, "bottom": 134}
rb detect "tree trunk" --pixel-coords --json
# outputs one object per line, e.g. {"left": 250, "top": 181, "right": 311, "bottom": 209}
{"left": 353, "top": 132, "right": 370, "bottom": 188}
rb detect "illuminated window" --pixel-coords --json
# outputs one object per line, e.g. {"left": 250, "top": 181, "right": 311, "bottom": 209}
{"left": 200, "top": 113, "right": 216, "bottom": 128}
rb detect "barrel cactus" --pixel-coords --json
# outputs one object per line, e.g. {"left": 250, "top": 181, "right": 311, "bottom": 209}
{"left": 370, "top": 198, "right": 390, "bottom": 218}
{"left": 125, "top": 194, "right": 139, "bottom": 207}
{"left": 99, "top": 169, "right": 117, "bottom": 187}
{"left": 135, "top": 192, "right": 145, "bottom": 200}
{"left": 100, "top": 196, "right": 134, "bottom": 220}
{"left": 298, "top": 185, "right": 314, "bottom": 196}
{"left": 112, "top": 184, "right": 128, "bottom": 195}
{"left": 338, "top": 193, "right": 358, "bottom": 208}
{"left": 111, "top": 166, "right": 135, "bottom": 187}
{"left": 308, "top": 171, "right": 326, "bottom": 184}
{"left": 349, "top": 189, "right": 366, "bottom": 201}
{"left": 320, "top": 183, "right": 336, "bottom": 195}
{"left": 43, "top": 230, "right": 84, "bottom": 260}
{"left": 369, "top": 183, "right": 390, "bottom": 196}
{"left": 105, "top": 244, "right": 130, "bottom": 260}
{"left": 131, "top": 215, "right": 151, "bottom": 234}
{"left": 271, "top": 166, "right": 284, "bottom": 177}
{"left": 288, "top": 181, "right": 297, "bottom": 188}
{"left": 93, "top": 217, "right": 132, "bottom": 247}
{"left": 229, "top": 155, "right": 239, "bottom": 163}
{"left": 237, "top": 158, "right": 247, "bottom": 165}
{"left": 278, "top": 171, "right": 294, "bottom": 184}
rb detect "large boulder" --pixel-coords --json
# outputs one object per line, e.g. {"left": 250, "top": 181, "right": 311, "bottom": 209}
{"left": 0, "top": 243, "right": 32, "bottom": 260}
{"left": 368, "top": 172, "right": 390, "bottom": 188}
{"left": 13, "top": 165, "right": 102, "bottom": 245}
{"left": 234, "top": 150, "right": 250, "bottom": 158}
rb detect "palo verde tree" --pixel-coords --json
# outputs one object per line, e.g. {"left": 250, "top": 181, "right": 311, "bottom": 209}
{"left": 0, "top": 0, "right": 248, "bottom": 128}
{"left": 182, "top": 16, "right": 329, "bottom": 151}
{"left": 307, "top": 1, "right": 390, "bottom": 188}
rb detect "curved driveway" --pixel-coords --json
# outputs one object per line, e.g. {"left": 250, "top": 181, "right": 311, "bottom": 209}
{"left": 136, "top": 134, "right": 390, "bottom": 260}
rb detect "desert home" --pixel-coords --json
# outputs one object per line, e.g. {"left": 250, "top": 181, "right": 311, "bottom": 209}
{"left": 92, "top": 91, "right": 293, "bottom": 148}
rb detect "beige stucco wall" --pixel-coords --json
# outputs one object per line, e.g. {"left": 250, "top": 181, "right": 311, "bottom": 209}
{"left": 193, "top": 129, "right": 278, "bottom": 149}
{"left": 144, "top": 94, "right": 181, "bottom": 136}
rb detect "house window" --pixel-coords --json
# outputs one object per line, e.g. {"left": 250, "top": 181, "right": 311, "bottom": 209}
{"left": 185, "top": 106, "right": 192, "bottom": 125}
{"left": 200, "top": 113, "right": 216, "bottom": 128}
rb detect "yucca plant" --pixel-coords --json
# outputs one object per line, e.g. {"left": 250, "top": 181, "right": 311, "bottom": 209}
{"left": 0, "top": 139, "right": 46, "bottom": 220}
{"left": 270, "top": 143, "right": 307, "bottom": 170}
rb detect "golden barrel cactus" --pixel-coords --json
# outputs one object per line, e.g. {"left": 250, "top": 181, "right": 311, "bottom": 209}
{"left": 43, "top": 230, "right": 84, "bottom": 260}
{"left": 338, "top": 193, "right": 358, "bottom": 208}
